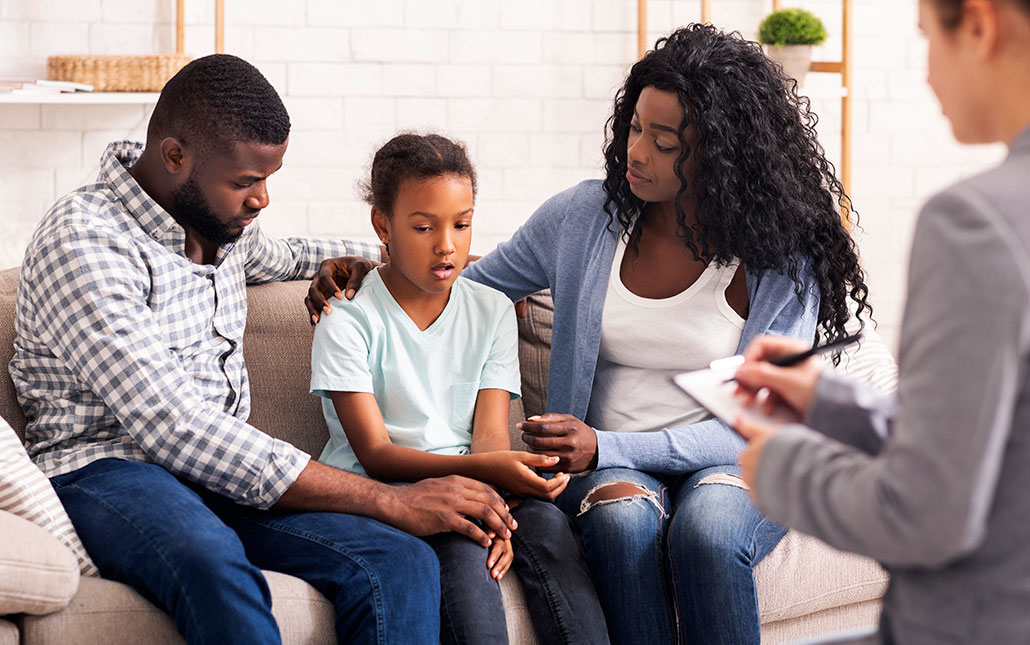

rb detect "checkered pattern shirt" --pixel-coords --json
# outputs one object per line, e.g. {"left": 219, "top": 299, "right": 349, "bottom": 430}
{"left": 10, "top": 141, "right": 380, "bottom": 509}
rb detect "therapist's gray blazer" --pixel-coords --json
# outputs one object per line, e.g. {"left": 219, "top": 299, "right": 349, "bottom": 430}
{"left": 754, "top": 127, "right": 1030, "bottom": 645}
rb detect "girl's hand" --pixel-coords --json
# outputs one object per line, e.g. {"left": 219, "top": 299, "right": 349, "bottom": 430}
{"left": 479, "top": 451, "right": 570, "bottom": 500}
{"left": 487, "top": 536, "right": 514, "bottom": 580}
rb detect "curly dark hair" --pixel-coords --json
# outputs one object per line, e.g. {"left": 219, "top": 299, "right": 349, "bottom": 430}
{"left": 361, "top": 133, "right": 478, "bottom": 216}
{"left": 148, "top": 54, "right": 290, "bottom": 157}
{"left": 602, "top": 23, "right": 871, "bottom": 347}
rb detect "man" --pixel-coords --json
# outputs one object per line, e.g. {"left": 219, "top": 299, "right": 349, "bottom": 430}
{"left": 10, "top": 54, "right": 514, "bottom": 644}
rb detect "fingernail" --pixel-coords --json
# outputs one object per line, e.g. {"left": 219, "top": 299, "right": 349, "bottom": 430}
{"left": 516, "top": 423, "right": 523, "bottom": 429}
{"left": 345, "top": 289, "right": 355, "bottom": 299}
{"left": 528, "top": 415, "right": 540, "bottom": 420}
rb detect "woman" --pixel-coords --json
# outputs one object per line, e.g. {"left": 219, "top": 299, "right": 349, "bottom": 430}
{"left": 310, "top": 24, "right": 871, "bottom": 643}
{"left": 732, "top": 0, "right": 1030, "bottom": 642}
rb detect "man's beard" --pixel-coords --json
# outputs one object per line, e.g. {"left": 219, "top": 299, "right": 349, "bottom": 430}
{"left": 169, "top": 173, "right": 242, "bottom": 246}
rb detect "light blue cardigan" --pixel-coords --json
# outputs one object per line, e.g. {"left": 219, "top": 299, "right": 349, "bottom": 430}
{"left": 464, "top": 180, "right": 820, "bottom": 475}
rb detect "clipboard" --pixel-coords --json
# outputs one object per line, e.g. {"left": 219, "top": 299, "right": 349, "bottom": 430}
{"left": 672, "top": 357, "right": 799, "bottom": 426}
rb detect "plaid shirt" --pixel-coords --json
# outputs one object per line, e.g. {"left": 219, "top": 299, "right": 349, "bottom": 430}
{"left": 10, "top": 141, "right": 380, "bottom": 509}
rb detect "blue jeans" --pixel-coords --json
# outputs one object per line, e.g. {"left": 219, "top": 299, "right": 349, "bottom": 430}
{"left": 424, "top": 497, "right": 609, "bottom": 644}
{"left": 51, "top": 458, "right": 440, "bottom": 645}
{"left": 554, "top": 465, "right": 787, "bottom": 645}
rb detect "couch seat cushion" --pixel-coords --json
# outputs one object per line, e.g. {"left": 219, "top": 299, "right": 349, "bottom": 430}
{"left": 755, "top": 530, "right": 888, "bottom": 623}
{"left": 20, "top": 571, "right": 335, "bottom": 645}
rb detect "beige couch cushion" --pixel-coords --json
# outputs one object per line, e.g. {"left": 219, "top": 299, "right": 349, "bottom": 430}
{"left": 756, "top": 530, "right": 888, "bottom": 622}
{"left": 19, "top": 571, "right": 335, "bottom": 645}
{"left": 243, "top": 281, "right": 330, "bottom": 458}
{"left": 0, "top": 510, "right": 79, "bottom": 616}
{"left": 0, "top": 268, "right": 26, "bottom": 440}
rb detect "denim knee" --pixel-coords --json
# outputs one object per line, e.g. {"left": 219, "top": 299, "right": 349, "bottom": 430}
{"left": 670, "top": 470, "right": 759, "bottom": 565}
{"left": 358, "top": 530, "right": 440, "bottom": 601}
{"left": 333, "top": 528, "right": 440, "bottom": 645}
{"left": 578, "top": 480, "right": 667, "bottom": 524}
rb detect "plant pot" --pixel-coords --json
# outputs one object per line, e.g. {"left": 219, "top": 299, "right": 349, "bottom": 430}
{"left": 764, "top": 44, "right": 812, "bottom": 87}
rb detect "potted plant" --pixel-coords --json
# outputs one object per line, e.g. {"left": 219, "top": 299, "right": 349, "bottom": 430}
{"left": 758, "top": 8, "right": 828, "bottom": 87}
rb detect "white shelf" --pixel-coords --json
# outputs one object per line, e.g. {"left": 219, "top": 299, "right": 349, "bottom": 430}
{"left": 0, "top": 92, "right": 160, "bottom": 104}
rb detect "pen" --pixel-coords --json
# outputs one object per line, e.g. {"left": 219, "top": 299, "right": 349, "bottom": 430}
{"left": 768, "top": 331, "right": 863, "bottom": 367}
{"left": 720, "top": 332, "right": 863, "bottom": 384}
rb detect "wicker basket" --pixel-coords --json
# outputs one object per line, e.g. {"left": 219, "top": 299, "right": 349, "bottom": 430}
{"left": 46, "top": 54, "right": 193, "bottom": 92}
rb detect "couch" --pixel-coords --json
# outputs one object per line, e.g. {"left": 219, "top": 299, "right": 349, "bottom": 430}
{"left": 0, "top": 265, "right": 890, "bottom": 643}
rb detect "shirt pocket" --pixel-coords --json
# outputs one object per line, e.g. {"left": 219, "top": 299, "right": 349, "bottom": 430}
{"left": 450, "top": 381, "right": 480, "bottom": 430}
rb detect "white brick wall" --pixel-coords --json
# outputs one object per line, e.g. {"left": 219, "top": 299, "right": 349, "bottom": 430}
{"left": 0, "top": 0, "right": 1008, "bottom": 352}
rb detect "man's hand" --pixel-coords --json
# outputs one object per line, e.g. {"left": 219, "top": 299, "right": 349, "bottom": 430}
{"left": 305, "top": 256, "right": 379, "bottom": 325}
{"left": 476, "top": 451, "right": 570, "bottom": 500}
{"left": 733, "top": 414, "right": 783, "bottom": 500}
{"left": 734, "top": 334, "right": 823, "bottom": 419}
{"left": 383, "top": 475, "right": 517, "bottom": 548}
{"left": 518, "top": 413, "right": 598, "bottom": 473}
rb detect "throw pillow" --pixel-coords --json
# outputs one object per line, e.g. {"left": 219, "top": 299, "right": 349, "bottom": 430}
{"left": 0, "top": 416, "right": 97, "bottom": 576}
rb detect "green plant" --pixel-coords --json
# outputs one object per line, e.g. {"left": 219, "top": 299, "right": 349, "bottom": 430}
{"left": 758, "top": 8, "right": 828, "bottom": 48}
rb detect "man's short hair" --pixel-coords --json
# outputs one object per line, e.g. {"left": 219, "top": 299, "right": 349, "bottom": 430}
{"left": 147, "top": 54, "right": 290, "bottom": 158}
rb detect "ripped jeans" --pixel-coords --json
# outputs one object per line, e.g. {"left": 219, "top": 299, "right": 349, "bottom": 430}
{"left": 553, "top": 465, "right": 787, "bottom": 645}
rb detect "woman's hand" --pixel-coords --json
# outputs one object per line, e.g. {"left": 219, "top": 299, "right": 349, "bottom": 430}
{"left": 477, "top": 451, "right": 570, "bottom": 500}
{"left": 305, "top": 256, "right": 379, "bottom": 325}
{"left": 734, "top": 334, "right": 824, "bottom": 419}
{"left": 518, "top": 414, "right": 598, "bottom": 473}
{"left": 487, "top": 535, "right": 514, "bottom": 580}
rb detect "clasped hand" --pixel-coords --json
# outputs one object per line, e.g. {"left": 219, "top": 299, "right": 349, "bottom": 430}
{"left": 480, "top": 451, "right": 570, "bottom": 500}
{"left": 518, "top": 413, "right": 599, "bottom": 473}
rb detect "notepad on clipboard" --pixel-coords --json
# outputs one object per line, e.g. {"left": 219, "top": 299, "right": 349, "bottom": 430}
{"left": 672, "top": 355, "right": 799, "bottom": 426}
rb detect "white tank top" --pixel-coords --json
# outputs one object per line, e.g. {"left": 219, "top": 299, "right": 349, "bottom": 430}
{"left": 586, "top": 234, "right": 746, "bottom": 433}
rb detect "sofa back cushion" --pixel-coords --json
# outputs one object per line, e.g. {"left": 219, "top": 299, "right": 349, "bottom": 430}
{"left": 243, "top": 280, "right": 331, "bottom": 457}
{"left": 0, "top": 267, "right": 26, "bottom": 440}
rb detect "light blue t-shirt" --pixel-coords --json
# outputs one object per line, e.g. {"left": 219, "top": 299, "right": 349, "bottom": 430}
{"left": 310, "top": 268, "right": 522, "bottom": 475}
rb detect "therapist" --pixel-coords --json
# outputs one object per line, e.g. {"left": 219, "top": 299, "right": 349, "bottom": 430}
{"left": 730, "top": 0, "right": 1030, "bottom": 643}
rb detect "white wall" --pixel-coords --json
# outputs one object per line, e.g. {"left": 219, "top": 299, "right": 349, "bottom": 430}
{"left": 0, "top": 0, "right": 1007, "bottom": 351}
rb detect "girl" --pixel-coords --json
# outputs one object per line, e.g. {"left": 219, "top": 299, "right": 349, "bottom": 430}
{"left": 733, "top": 0, "right": 1030, "bottom": 642}
{"left": 309, "top": 133, "right": 608, "bottom": 645}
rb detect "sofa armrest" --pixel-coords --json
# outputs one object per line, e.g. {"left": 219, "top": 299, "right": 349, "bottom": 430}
{"left": 0, "top": 510, "right": 80, "bottom": 616}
